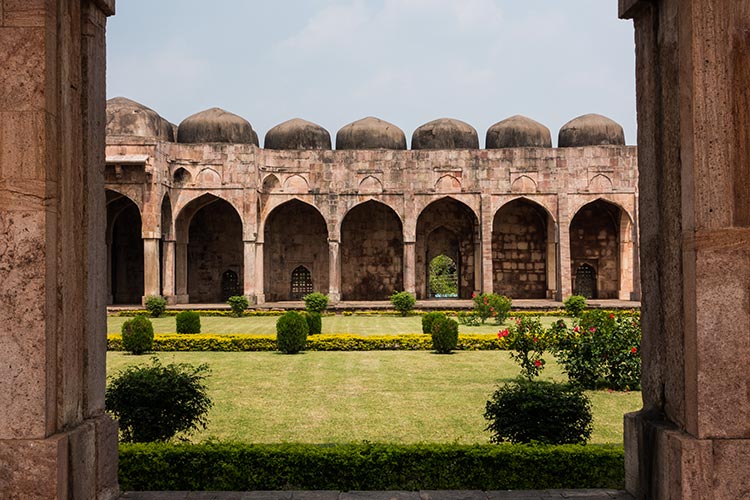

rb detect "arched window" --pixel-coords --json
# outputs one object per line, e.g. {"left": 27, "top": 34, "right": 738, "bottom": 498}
{"left": 291, "top": 266, "right": 313, "bottom": 299}
{"left": 221, "top": 270, "right": 240, "bottom": 301}
{"left": 574, "top": 263, "right": 597, "bottom": 299}
{"left": 429, "top": 254, "right": 458, "bottom": 298}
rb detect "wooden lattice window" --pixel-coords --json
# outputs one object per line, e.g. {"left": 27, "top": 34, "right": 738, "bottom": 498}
{"left": 221, "top": 270, "right": 240, "bottom": 301}
{"left": 291, "top": 266, "right": 313, "bottom": 299}
{"left": 574, "top": 263, "right": 597, "bottom": 299}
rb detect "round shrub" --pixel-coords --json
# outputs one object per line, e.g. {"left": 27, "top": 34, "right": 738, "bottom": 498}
{"left": 303, "top": 292, "right": 329, "bottom": 313}
{"left": 105, "top": 358, "right": 212, "bottom": 442}
{"left": 304, "top": 311, "right": 322, "bottom": 335}
{"left": 176, "top": 310, "right": 201, "bottom": 334}
{"left": 422, "top": 311, "right": 447, "bottom": 334}
{"left": 484, "top": 379, "right": 592, "bottom": 445}
{"left": 564, "top": 295, "right": 587, "bottom": 317}
{"left": 431, "top": 317, "right": 459, "bottom": 354}
{"left": 276, "top": 311, "right": 309, "bottom": 354}
{"left": 390, "top": 291, "right": 416, "bottom": 316}
{"left": 121, "top": 315, "right": 154, "bottom": 355}
{"left": 227, "top": 295, "right": 249, "bottom": 317}
{"left": 144, "top": 295, "right": 167, "bottom": 318}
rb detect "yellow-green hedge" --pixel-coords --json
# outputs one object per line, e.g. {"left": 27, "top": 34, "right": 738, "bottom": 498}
{"left": 107, "top": 333, "right": 506, "bottom": 352}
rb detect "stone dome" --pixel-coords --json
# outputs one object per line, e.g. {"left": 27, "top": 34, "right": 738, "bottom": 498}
{"left": 264, "top": 118, "right": 332, "bottom": 150}
{"left": 335, "top": 117, "right": 407, "bottom": 150}
{"left": 411, "top": 118, "right": 479, "bottom": 150}
{"left": 486, "top": 115, "right": 552, "bottom": 148}
{"left": 558, "top": 114, "right": 625, "bottom": 147}
{"left": 106, "top": 97, "right": 174, "bottom": 141}
{"left": 177, "top": 107, "right": 259, "bottom": 145}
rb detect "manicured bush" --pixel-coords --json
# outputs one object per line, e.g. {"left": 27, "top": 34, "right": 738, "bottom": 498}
{"left": 106, "top": 358, "right": 212, "bottom": 443}
{"left": 144, "top": 295, "right": 167, "bottom": 318}
{"left": 484, "top": 379, "right": 593, "bottom": 445}
{"left": 303, "top": 292, "right": 329, "bottom": 313}
{"left": 118, "top": 442, "right": 624, "bottom": 491}
{"left": 431, "top": 317, "right": 459, "bottom": 354}
{"left": 499, "top": 317, "right": 547, "bottom": 380}
{"left": 422, "top": 311, "right": 447, "bottom": 334}
{"left": 226, "top": 295, "right": 249, "bottom": 317}
{"left": 564, "top": 295, "right": 588, "bottom": 317}
{"left": 390, "top": 291, "right": 416, "bottom": 316}
{"left": 176, "top": 310, "right": 201, "bottom": 334}
{"left": 471, "top": 293, "right": 512, "bottom": 324}
{"left": 121, "top": 315, "right": 154, "bottom": 355}
{"left": 303, "top": 311, "right": 322, "bottom": 335}
{"left": 276, "top": 311, "right": 309, "bottom": 354}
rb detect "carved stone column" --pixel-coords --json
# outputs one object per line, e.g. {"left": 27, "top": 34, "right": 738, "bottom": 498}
{"left": 328, "top": 240, "right": 341, "bottom": 303}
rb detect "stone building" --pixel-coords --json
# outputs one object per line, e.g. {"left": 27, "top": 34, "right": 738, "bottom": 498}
{"left": 105, "top": 97, "right": 640, "bottom": 305}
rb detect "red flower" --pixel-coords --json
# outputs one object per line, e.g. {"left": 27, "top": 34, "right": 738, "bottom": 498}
{"left": 533, "top": 337, "right": 538, "bottom": 343}
{"left": 498, "top": 329, "right": 509, "bottom": 338}
{"left": 609, "top": 313, "right": 615, "bottom": 319}
{"left": 471, "top": 292, "right": 476, "bottom": 298}
{"left": 574, "top": 326, "right": 580, "bottom": 333}
{"left": 589, "top": 327, "right": 596, "bottom": 333}
{"left": 631, "top": 347, "right": 638, "bottom": 354}
{"left": 483, "top": 297, "right": 488, "bottom": 304}
{"left": 534, "top": 360, "right": 542, "bottom": 368}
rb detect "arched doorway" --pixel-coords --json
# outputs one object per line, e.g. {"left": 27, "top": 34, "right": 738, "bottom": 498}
{"left": 290, "top": 265, "right": 314, "bottom": 299}
{"left": 160, "top": 193, "right": 173, "bottom": 298}
{"left": 106, "top": 190, "right": 143, "bottom": 304}
{"left": 492, "top": 198, "right": 551, "bottom": 299}
{"left": 340, "top": 200, "right": 403, "bottom": 300}
{"left": 573, "top": 263, "right": 597, "bottom": 298}
{"left": 569, "top": 199, "right": 622, "bottom": 299}
{"left": 263, "top": 200, "right": 328, "bottom": 301}
{"left": 416, "top": 198, "right": 478, "bottom": 299}
{"left": 429, "top": 254, "right": 459, "bottom": 298}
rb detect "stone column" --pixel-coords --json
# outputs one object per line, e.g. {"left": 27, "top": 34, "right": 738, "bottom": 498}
{"left": 175, "top": 242, "right": 189, "bottom": 303}
{"left": 546, "top": 219, "right": 558, "bottom": 299}
{"left": 0, "top": 1, "right": 119, "bottom": 499}
{"left": 328, "top": 240, "right": 341, "bottom": 302}
{"left": 618, "top": 218, "right": 634, "bottom": 300}
{"left": 480, "top": 195, "right": 494, "bottom": 294}
{"left": 622, "top": 1, "right": 750, "bottom": 498}
{"left": 243, "top": 240, "right": 256, "bottom": 303}
{"left": 557, "top": 194, "right": 573, "bottom": 300}
{"left": 162, "top": 239, "right": 176, "bottom": 303}
{"left": 255, "top": 240, "right": 265, "bottom": 304}
{"left": 142, "top": 237, "right": 161, "bottom": 302}
{"left": 404, "top": 240, "right": 416, "bottom": 295}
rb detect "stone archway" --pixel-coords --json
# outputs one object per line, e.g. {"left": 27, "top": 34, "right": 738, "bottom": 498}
{"left": 106, "top": 190, "right": 143, "bottom": 304}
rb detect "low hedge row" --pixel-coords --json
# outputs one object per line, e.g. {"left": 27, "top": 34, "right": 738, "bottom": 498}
{"left": 119, "top": 442, "right": 624, "bottom": 491}
{"left": 107, "top": 333, "right": 504, "bottom": 352}
{"left": 117, "top": 309, "right": 287, "bottom": 317}
{"left": 114, "top": 309, "right": 620, "bottom": 318}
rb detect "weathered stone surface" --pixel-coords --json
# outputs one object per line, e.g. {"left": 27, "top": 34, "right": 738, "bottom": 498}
{"left": 336, "top": 116, "right": 406, "bottom": 150}
{"left": 0, "top": 434, "right": 67, "bottom": 499}
{"left": 411, "top": 118, "right": 479, "bottom": 150}
{"left": 106, "top": 97, "right": 174, "bottom": 140}
{"left": 177, "top": 107, "right": 259, "bottom": 145}
{"left": 486, "top": 115, "right": 552, "bottom": 149}
{"left": 265, "top": 118, "right": 331, "bottom": 150}
{"left": 558, "top": 114, "right": 625, "bottom": 148}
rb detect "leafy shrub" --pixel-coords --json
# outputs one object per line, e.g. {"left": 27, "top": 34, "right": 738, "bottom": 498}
{"left": 484, "top": 379, "right": 593, "bottom": 445}
{"left": 431, "top": 317, "right": 459, "bottom": 354}
{"left": 303, "top": 311, "right": 322, "bottom": 335}
{"left": 471, "top": 293, "right": 512, "bottom": 324}
{"left": 105, "top": 358, "right": 212, "bottom": 443}
{"left": 422, "top": 311, "right": 447, "bottom": 334}
{"left": 457, "top": 311, "right": 481, "bottom": 326}
{"left": 564, "top": 295, "right": 587, "bottom": 317}
{"left": 499, "top": 317, "right": 547, "bottom": 380}
{"left": 121, "top": 315, "right": 154, "bottom": 355}
{"left": 390, "top": 291, "right": 416, "bottom": 316}
{"left": 176, "top": 310, "right": 201, "bottom": 334}
{"left": 303, "top": 292, "right": 329, "bottom": 313}
{"left": 144, "top": 296, "right": 167, "bottom": 318}
{"left": 551, "top": 310, "right": 641, "bottom": 390}
{"left": 227, "top": 295, "right": 249, "bottom": 317}
{"left": 276, "top": 311, "right": 309, "bottom": 354}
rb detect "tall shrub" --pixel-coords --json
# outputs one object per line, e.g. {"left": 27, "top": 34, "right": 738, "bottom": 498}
{"left": 121, "top": 315, "right": 154, "bottom": 355}
{"left": 144, "top": 295, "right": 167, "bottom": 318}
{"left": 276, "top": 311, "right": 309, "bottom": 354}
{"left": 227, "top": 295, "right": 249, "bottom": 317}
{"left": 564, "top": 295, "right": 587, "bottom": 317}
{"left": 176, "top": 310, "right": 201, "bottom": 334}
{"left": 303, "top": 292, "right": 329, "bottom": 313}
{"left": 422, "top": 311, "right": 447, "bottom": 334}
{"left": 304, "top": 311, "right": 322, "bottom": 335}
{"left": 431, "top": 317, "right": 459, "bottom": 354}
{"left": 390, "top": 291, "right": 416, "bottom": 316}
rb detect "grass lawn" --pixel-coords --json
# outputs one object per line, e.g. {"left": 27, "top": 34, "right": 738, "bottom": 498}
{"left": 106, "top": 350, "right": 640, "bottom": 445}
{"left": 107, "top": 314, "right": 563, "bottom": 335}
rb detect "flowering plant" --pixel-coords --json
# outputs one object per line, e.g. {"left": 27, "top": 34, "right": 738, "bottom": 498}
{"left": 500, "top": 316, "right": 547, "bottom": 380}
{"left": 472, "top": 293, "right": 512, "bottom": 324}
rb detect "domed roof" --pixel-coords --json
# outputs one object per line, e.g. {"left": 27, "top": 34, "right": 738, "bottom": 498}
{"left": 106, "top": 97, "right": 174, "bottom": 141}
{"left": 336, "top": 116, "right": 407, "bottom": 150}
{"left": 177, "top": 107, "right": 259, "bottom": 145}
{"left": 411, "top": 118, "right": 479, "bottom": 150}
{"left": 486, "top": 115, "right": 552, "bottom": 148}
{"left": 558, "top": 114, "right": 625, "bottom": 147}
{"left": 264, "top": 118, "right": 332, "bottom": 150}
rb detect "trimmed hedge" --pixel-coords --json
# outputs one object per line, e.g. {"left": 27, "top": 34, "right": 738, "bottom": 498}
{"left": 108, "top": 333, "right": 505, "bottom": 352}
{"left": 118, "top": 442, "right": 624, "bottom": 491}
{"left": 117, "top": 309, "right": 287, "bottom": 317}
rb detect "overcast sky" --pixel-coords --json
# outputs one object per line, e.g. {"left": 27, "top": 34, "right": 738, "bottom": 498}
{"left": 107, "top": 1, "right": 636, "bottom": 147}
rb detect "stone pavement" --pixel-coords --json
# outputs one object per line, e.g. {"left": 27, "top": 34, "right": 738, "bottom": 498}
{"left": 120, "top": 490, "right": 633, "bottom": 500}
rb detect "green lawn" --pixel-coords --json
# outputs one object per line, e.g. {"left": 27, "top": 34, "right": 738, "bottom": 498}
{"left": 107, "top": 314, "right": 563, "bottom": 335}
{"left": 106, "top": 350, "right": 641, "bottom": 445}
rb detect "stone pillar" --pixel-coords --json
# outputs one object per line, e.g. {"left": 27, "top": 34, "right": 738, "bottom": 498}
{"left": 243, "top": 240, "right": 256, "bottom": 303}
{"left": 546, "top": 219, "right": 558, "bottom": 299}
{"left": 621, "top": 1, "right": 750, "bottom": 498}
{"left": 142, "top": 237, "right": 161, "bottom": 302}
{"left": 328, "top": 240, "right": 341, "bottom": 303}
{"left": 618, "top": 217, "right": 634, "bottom": 300}
{"left": 0, "top": 1, "right": 119, "bottom": 499}
{"left": 404, "top": 240, "right": 416, "bottom": 295}
{"left": 255, "top": 240, "right": 265, "bottom": 304}
{"left": 557, "top": 194, "right": 573, "bottom": 300}
{"left": 162, "top": 239, "right": 176, "bottom": 303}
{"left": 480, "top": 195, "right": 494, "bottom": 294}
{"left": 175, "top": 242, "right": 189, "bottom": 303}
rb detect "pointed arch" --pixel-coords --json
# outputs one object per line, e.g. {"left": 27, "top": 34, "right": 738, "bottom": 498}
{"left": 359, "top": 175, "right": 383, "bottom": 194}
{"left": 283, "top": 174, "right": 309, "bottom": 193}
{"left": 106, "top": 189, "right": 143, "bottom": 304}
{"left": 435, "top": 174, "right": 461, "bottom": 192}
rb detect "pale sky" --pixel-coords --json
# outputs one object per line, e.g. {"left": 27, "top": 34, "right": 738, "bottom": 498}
{"left": 107, "top": 1, "right": 636, "bottom": 147}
